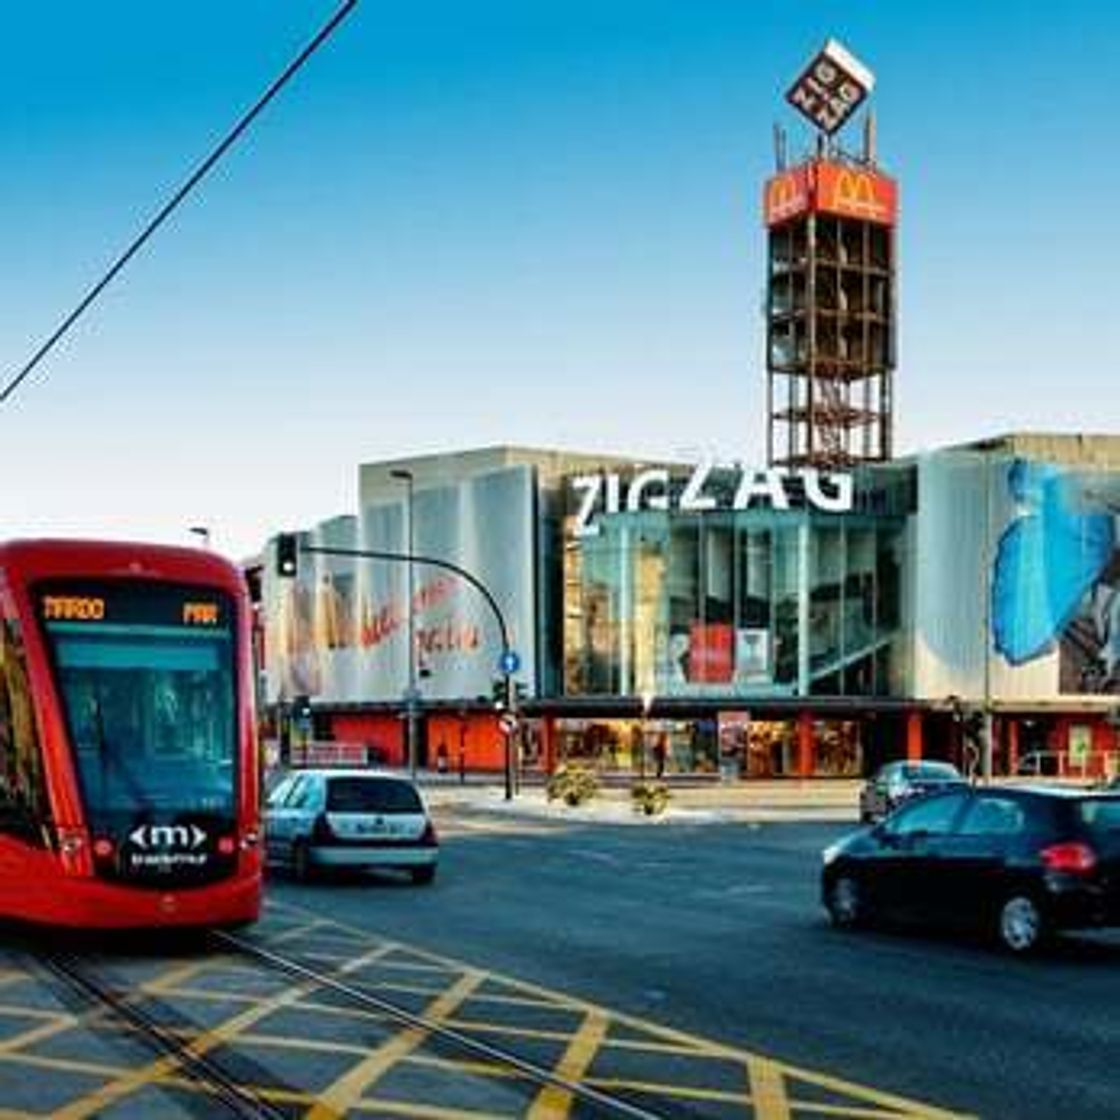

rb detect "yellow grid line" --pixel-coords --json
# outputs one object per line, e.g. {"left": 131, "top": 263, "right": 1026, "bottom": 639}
{"left": 748, "top": 1054, "right": 792, "bottom": 1120}
{"left": 306, "top": 970, "right": 486, "bottom": 1120}
{"left": 0, "top": 903, "right": 974, "bottom": 1120}
{"left": 349, "top": 1099, "right": 513, "bottom": 1120}
{"left": 590, "top": 1075, "right": 752, "bottom": 1105}
{"left": 0, "top": 1003, "right": 75, "bottom": 1022}
{"left": 267, "top": 900, "right": 972, "bottom": 1119}
{"left": 526, "top": 1007, "right": 609, "bottom": 1118}
{"left": 47, "top": 941, "right": 396, "bottom": 1119}
{"left": 0, "top": 1048, "right": 127, "bottom": 1079}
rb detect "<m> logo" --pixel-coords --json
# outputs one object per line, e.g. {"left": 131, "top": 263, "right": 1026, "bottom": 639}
{"left": 129, "top": 824, "right": 207, "bottom": 850}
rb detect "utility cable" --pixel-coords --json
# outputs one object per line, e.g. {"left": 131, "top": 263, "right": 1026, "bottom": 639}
{"left": 0, "top": 0, "right": 358, "bottom": 406}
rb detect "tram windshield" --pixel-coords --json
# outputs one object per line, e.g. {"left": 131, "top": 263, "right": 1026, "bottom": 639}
{"left": 37, "top": 582, "right": 237, "bottom": 831}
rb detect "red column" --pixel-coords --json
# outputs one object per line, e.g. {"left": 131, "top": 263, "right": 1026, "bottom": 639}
{"left": 540, "top": 716, "right": 557, "bottom": 774}
{"left": 1007, "top": 719, "right": 1019, "bottom": 777}
{"left": 797, "top": 712, "right": 813, "bottom": 778}
{"left": 906, "top": 711, "right": 923, "bottom": 762}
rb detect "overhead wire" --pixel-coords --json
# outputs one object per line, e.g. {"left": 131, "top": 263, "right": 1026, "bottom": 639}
{"left": 0, "top": 0, "right": 358, "bottom": 406}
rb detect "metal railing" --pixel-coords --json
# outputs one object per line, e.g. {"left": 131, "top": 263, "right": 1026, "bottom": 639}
{"left": 1015, "top": 750, "right": 1120, "bottom": 781}
{"left": 264, "top": 740, "right": 373, "bottom": 769}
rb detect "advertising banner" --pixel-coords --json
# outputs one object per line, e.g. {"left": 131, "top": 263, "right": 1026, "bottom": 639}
{"left": 915, "top": 454, "right": 1120, "bottom": 701}
{"left": 763, "top": 165, "right": 812, "bottom": 226}
{"left": 265, "top": 467, "right": 537, "bottom": 705}
{"left": 785, "top": 39, "right": 874, "bottom": 136}
{"left": 735, "top": 628, "right": 771, "bottom": 683}
{"left": 763, "top": 161, "right": 896, "bottom": 228}
{"left": 686, "top": 624, "right": 735, "bottom": 684}
{"left": 812, "top": 162, "right": 897, "bottom": 226}
{"left": 991, "top": 462, "right": 1120, "bottom": 695}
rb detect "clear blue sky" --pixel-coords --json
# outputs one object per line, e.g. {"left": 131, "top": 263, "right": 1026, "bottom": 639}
{"left": 2, "top": 1, "right": 1117, "bottom": 559}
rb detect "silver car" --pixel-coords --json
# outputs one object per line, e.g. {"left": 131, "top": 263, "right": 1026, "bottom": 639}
{"left": 264, "top": 769, "right": 439, "bottom": 884}
{"left": 858, "top": 760, "right": 965, "bottom": 823}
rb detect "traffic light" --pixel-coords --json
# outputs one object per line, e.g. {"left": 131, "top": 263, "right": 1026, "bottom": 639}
{"left": 491, "top": 677, "right": 506, "bottom": 710}
{"left": 276, "top": 533, "right": 299, "bottom": 578}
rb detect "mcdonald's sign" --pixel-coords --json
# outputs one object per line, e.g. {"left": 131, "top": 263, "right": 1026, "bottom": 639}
{"left": 763, "top": 161, "right": 896, "bottom": 228}
{"left": 814, "top": 161, "right": 897, "bottom": 225}
{"left": 763, "top": 166, "right": 810, "bottom": 226}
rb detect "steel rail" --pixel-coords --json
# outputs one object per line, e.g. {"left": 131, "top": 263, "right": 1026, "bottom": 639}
{"left": 213, "top": 930, "right": 663, "bottom": 1120}
{"left": 38, "top": 951, "right": 289, "bottom": 1120}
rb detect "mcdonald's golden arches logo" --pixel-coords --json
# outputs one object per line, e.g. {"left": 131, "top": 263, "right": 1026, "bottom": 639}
{"left": 816, "top": 162, "right": 897, "bottom": 225}
{"left": 833, "top": 170, "right": 884, "bottom": 219}
{"left": 763, "top": 161, "right": 897, "bottom": 228}
{"left": 763, "top": 167, "right": 809, "bottom": 226}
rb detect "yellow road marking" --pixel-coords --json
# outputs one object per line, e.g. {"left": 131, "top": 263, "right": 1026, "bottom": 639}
{"left": 49, "top": 942, "right": 395, "bottom": 1119}
{"left": 431, "top": 1019, "right": 579, "bottom": 1043}
{"left": 0, "top": 901, "right": 972, "bottom": 1119}
{"left": 526, "top": 1008, "right": 608, "bottom": 1118}
{"left": 0, "top": 1015, "right": 87, "bottom": 1056}
{"left": 306, "top": 969, "right": 486, "bottom": 1120}
{"left": 350, "top": 1099, "right": 508, "bottom": 1119}
{"left": 268, "top": 900, "right": 971, "bottom": 1119}
{"left": 0, "top": 1002, "right": 72, "bottom": 1021}
{"left": 591, "top": 1076, "right": 750, "bottom": 1104}
{"left": 406, "top": 1052, "right": 529, "bottom": 1080}
{"left": 748, "top": 1054, "right": 791, "bottom": 1120}
{"left": 0, "top": 1048, "right": 122, "bottom": 1079}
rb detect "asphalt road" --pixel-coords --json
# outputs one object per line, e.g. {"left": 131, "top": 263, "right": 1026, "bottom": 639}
{"left": 269, "top": 813, "right": 1120, "bottom": 1119}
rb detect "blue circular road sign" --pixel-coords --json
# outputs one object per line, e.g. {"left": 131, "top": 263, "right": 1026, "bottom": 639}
{"left": 498, "top": 649, "right": 520, "bottom": 676}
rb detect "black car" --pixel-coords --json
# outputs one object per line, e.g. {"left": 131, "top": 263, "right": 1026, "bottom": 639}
{"left": 822, "top": 785, "right": 1120, "bottom": 953}
{"left": 858, "top": 760, "right": 965, "bottom": 822}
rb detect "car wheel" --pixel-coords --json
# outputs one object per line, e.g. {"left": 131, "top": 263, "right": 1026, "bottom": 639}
{"left": 410, "top": 865, "right": 436, "bottom": 886}
{"left": 292, "top": 840, "right": 314, "bottom": 883}
{"left": 826, "top": 874, "right": 863, "bottom": 929}
{"left": 997, "top": 893, "right": 1046, "bottom": 954}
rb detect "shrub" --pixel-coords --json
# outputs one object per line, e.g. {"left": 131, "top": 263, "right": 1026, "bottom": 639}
{"left": 631, "top": 780, "right": 671, "bottom": 817}
{"left": 546, "top": 765, "right": 599, "bottom": 807}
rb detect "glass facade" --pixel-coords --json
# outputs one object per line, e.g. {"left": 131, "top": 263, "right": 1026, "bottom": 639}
{"left": 563, "top": 506, "right": 909, "bottom": 700}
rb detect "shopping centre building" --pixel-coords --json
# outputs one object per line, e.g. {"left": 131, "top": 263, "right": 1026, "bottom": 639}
{"left": 254, "top": 45, "right": 1120, "bottom": 782}
{"left": 254, "top": 435, "right": 1120, "bottom": 781}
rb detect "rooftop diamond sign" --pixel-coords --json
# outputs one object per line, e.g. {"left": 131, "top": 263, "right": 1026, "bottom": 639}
{"left": 785, "top": 39, "right": 874, "bottom": 136}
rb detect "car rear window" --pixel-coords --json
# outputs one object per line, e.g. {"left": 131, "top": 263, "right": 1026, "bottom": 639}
{"left": 905, "top": 763, "right": 960, "bottom": 781}
{"left": 1077, "top": 798, "right": 1120, "bottom": 837}
{"left": 326, "top": 778, "right": 423, "bottom": 814}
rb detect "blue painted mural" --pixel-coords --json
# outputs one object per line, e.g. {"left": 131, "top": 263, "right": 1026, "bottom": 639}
{"left": 992, "top": 461, "right": 1120, "bottom": 692}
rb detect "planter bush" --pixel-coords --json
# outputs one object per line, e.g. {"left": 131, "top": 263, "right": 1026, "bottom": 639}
{"left": 546, "top": 765, "right": 599, "bottom": 807}
{"left": 631, "top": 780, "right": 671, "bottom": 816}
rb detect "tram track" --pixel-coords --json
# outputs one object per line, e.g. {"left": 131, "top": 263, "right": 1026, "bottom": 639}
{"left": 211, "top": 928, "right": 666, "bottom": 1119}
{"left": 34, "top": 948, "right": 291, "bottom": 1120}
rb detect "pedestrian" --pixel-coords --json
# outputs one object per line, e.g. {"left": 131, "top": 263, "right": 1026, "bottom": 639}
{"left": 436, "top": 741, "right": 449, "bottom": 775}
{"left": 654, "top": 734, "right": 667, "bottom": 779}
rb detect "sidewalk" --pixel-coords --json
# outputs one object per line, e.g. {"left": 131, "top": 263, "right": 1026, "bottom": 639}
{"left": 421, "top": 777, "right": 862, "bottom": 825}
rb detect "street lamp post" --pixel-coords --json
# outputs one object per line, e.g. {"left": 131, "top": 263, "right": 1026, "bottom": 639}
{"left": 639, "top": 689, "right": 654, "bottom": 782}
{"left": 977, "top": 441, "right": 999, "bottom": 783}
{"left": 390, "top": 469, "right": 418, "bottom": 779}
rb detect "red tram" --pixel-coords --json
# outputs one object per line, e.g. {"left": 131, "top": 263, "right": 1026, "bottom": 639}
{"left": 0, "top": 539, "right": 262, "bottom": 927}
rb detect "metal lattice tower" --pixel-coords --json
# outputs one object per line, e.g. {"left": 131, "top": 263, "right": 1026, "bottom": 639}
{"left": 764, "top": 153, "right": 897, "bottom": 469}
